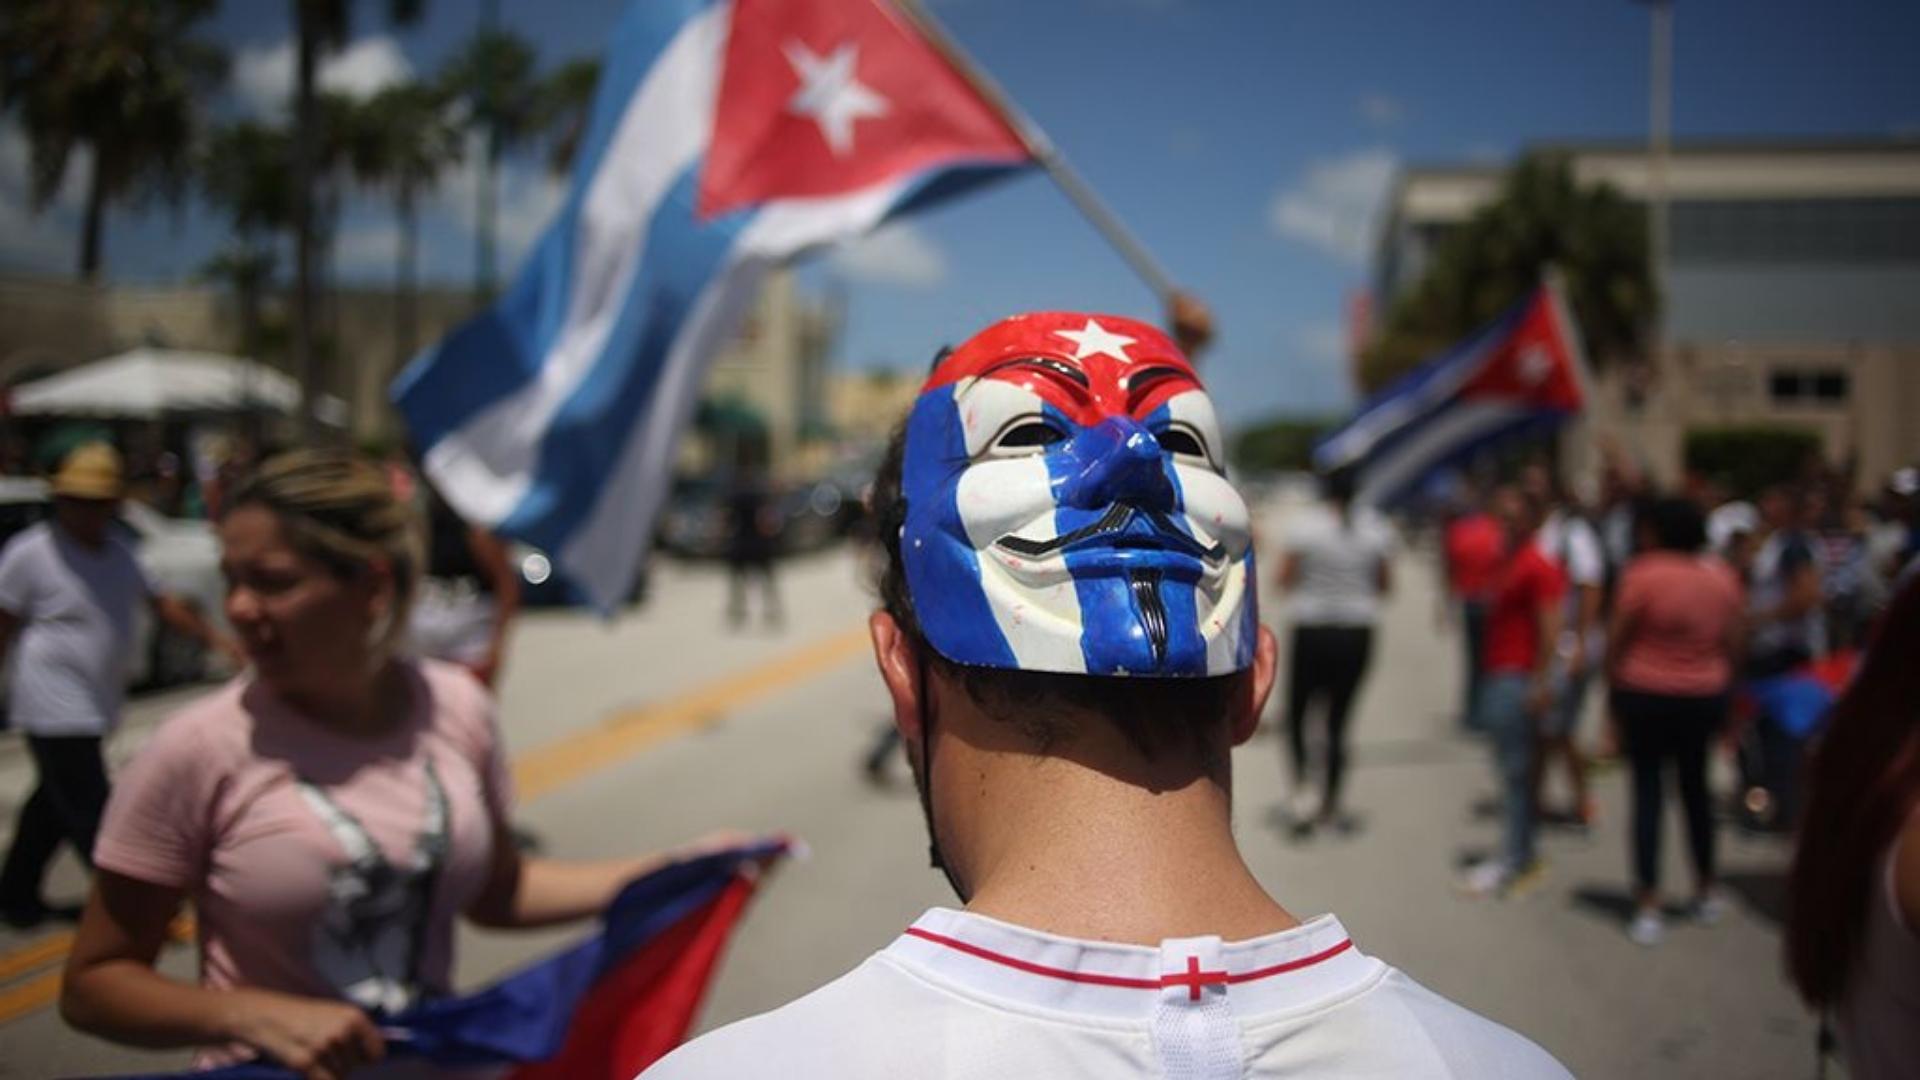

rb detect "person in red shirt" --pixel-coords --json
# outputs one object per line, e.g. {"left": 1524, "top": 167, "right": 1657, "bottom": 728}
{"left": 1443, "top": 489, "right": 1505, "bottom": 731}
{"left": 1460, "top": 486, "right": 1566, "bottom": 899}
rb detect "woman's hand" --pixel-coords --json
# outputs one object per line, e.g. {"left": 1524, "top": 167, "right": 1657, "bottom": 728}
{"left": 224, "top": 990, "right": 385, "bottom": 1080}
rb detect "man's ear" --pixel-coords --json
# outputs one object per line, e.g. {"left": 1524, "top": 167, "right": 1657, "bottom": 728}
{"left": 1229, "top": 623, "right": 1279, "bottom": 747}
{"left": 870, "top": 611, "right": 925, "bottom": 743}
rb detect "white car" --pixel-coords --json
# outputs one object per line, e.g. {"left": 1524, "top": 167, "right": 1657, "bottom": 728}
{"left": 0, "top": 478, "right": 228, "bottom": 706}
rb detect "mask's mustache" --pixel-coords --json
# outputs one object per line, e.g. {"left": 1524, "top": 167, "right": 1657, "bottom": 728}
{"left": 994, "top": 503, "right": 1227, "bottom": 563}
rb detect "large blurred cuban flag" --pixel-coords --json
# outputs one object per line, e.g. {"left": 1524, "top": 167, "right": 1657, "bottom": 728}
{"left": 394, "top": 0, "right": 1032, "bottom": 609}
{"left": 1315, "top": 280, "right": 1589, "bottom": 506}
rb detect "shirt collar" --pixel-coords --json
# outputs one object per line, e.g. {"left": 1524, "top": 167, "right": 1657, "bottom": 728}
{"left": 882, "top": 907, "right": 1378, "bottom": 1020}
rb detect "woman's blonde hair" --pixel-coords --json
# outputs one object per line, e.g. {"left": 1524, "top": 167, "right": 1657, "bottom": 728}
{"left": 224, "top": 448, "right": 422, "bottom": 654}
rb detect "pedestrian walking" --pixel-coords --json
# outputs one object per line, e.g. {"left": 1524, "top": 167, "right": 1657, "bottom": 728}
{"left": 648, "top": 312, "right": 1569, "bottom": 1079}
{"left": 724, "top": 464, "right": 782, "bottom": 629}
{"left": 1605, "top": 499, "right": 1744, "bottom": 946}
{"left": 60, "top": 449, "right": 770, "bottom": 1077}
{"left": 1743, "top": 484, "right": 1826, "bottom": 829}
{"left": 1443, "top": 488, "right": 1503, "bottom": 732}
{"left": 1786, "top": 577, "right": 1920, "bottom": 1080}
{"left": 1276, "top": 467, "right": 1392, "bottom": 836}
{"left": 1459, "top": 486, "right": 1565, "bottom": 900}
{"left": 0, "top": 444, "right": 235, "bottom": 929}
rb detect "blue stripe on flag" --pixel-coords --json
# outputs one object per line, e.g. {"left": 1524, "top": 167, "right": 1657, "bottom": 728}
{"left": 499, "top": 167, "right": 750, "bottom": 552}
{"left": 390, "top": 0, "right": 724, "bottom": 442}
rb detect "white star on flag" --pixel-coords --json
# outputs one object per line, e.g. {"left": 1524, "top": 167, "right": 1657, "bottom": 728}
{"left": 1053, "top": 319, "right": 1138, "bottom": 363}
{"left": 783, "top": 40, "right": 889, "bottom": 157}
{"left": 1517, "top": 344, "right": 1553, "bottom": 386}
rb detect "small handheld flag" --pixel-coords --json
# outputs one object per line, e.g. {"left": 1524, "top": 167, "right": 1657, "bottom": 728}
{"left": 1316, "top": 279, "right": 1589, "bottom": 506}
{"left": 393, "top": 0, "right": 1033, "bottom": 610}
{"left": 102, "top": 840, "right": 789, "bottom": 1080}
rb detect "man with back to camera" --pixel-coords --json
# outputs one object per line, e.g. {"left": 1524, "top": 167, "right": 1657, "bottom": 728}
{"left": 644, "top": 312, "right": 1568, "bottom": 1078}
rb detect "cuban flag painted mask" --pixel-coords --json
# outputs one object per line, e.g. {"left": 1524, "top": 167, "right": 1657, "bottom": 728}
{"left": 901, "top": 312, "right": 1256, "bottom": 677}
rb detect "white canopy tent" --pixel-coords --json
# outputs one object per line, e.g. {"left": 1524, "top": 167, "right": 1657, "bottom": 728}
{"left": 6, "top": 347, "right": 347, "bottom": 426}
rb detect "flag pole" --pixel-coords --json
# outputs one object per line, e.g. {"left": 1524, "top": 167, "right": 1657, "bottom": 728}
{"left": 887, "top": 0, "right": 1180, "bottom": 302}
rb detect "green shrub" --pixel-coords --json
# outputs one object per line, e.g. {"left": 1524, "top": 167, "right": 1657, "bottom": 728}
{"left": 1684, "top": 426, "right": 1823, "bottom": 499}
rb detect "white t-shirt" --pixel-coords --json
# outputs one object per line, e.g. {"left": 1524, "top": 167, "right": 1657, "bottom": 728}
{"left": 1281, "top": 504, "right": 1393, "bottom": 627}
{"left": 645, "top": 908, "right": 1569, "bottom": 1080}
{"left": 1536, "top": 510, "right": 1605, "bottom": 663}
{"left": 0, "top": 521, "right": 153, "bottom": 736}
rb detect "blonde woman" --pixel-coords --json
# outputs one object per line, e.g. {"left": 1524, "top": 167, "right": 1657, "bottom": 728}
{"left": 61, "top": 451, "right": 759, "bottom": 1079}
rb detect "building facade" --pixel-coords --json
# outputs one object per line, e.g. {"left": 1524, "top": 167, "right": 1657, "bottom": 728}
{"left": 1373, "top": 139, "right": 1920, "bottom": 492}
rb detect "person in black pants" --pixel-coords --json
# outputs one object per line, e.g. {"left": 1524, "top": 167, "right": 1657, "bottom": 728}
{"left": 1605, "top": 499, "right": 1744, "bottom": 945}
{"left": 0, "top": 737, "right": 109, "bottom": 924}
{"left": 1277, "top": 470, "right": 1392, "bottom": 836}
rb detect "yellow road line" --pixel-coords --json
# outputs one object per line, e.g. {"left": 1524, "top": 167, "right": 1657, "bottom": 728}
{"left": 513, "top": 625, "right": 870, "bottom": 801}
{"left": 0, "top": 931, "right": 72, "bottom": 984}
{"left": 0, "top": 969, "right": 60, "bottom": 1024}
{"left": 0, "top": 623, "right": 870, "bottom": 1028}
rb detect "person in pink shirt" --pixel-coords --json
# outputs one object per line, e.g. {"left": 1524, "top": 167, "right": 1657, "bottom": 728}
{"left": 1606, "top": 498, "right": 1745, "bottom": 947}
{"left": 60, "top": 450, "right": 764, "bottom": 1080}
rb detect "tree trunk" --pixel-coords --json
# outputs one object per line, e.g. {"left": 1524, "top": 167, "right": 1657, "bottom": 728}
{"left": 292, "top": 2, "right": 321, "bottom": 439}
{"left": 476, "top": 126, "right": 498, "bottom": 302}
{"left": 78, "top": 150, "right": 108, "bottom": 282}
{"left": 397, "top": 184, "right": 419, "bottom": 380}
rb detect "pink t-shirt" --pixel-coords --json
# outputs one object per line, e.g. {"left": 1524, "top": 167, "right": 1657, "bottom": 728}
{"left": 1611, "top": 553, "right": 1745, "bottom": 697}
{"left": 95, "top": 659, "right": 510, "bottom": 1065}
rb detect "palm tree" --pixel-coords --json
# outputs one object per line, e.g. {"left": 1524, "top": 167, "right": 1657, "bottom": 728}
{"left": 1361, "top": 154, "right": 1655, "bottom": 393}
{"left": 0, "top": 0, "right": 226, "bottom": 280}
{"left": 439, "top": 27, "right": 541, "bottom": 300}
{"left": 287, "top": 0, "right": 424, "bottom": 435}
{"left": 538, "top": 57, "right": 601, "bottom": 177}
{"left": 199, "top": 122, "right": 292, "bottom": 362}
{"left": 346, "top": 82, "right": 463, "bottom": 378}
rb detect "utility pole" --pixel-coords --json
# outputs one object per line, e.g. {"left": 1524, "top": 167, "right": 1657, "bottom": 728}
{"left": 1648, "top": 0, "right": 1671, "bottom": 357}
{"left": 475, "top": 0, "right": 500, "bottom": 302}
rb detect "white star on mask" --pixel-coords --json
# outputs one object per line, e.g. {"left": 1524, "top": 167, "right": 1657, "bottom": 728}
{"left": 1053, "top": 319, "right": 1138, "bottom": 363}
{"left": 783, "top": 40, "right": 889, "bottom": 157}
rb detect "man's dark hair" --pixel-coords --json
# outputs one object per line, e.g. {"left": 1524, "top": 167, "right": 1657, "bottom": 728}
{"left": 1640, "top": 497, "right": 1708, "bottom": 554}
{"left": 869, "top": 420, "right": 1243, "bottom": 769}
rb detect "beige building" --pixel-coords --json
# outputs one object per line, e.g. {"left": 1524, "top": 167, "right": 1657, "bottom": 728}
{"left": 1374, "top": 139, "right": 1920, "bottom": 492}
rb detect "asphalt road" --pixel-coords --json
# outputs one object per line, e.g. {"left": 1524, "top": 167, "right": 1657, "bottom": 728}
{"left": 0, "top": 497, "right": 1820, "bottom": 1079}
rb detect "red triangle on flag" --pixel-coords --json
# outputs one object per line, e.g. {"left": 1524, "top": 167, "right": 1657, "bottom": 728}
{"left": 1455, "top": 288, "right": 1585, "bottom": 413}
{"left": 698, "top": 0, "right": 1029, "bottom": 220}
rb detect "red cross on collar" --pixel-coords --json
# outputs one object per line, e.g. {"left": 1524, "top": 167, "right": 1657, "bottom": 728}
{"left": 1163, "top": 955, "right": 1230, "bottom": 1002}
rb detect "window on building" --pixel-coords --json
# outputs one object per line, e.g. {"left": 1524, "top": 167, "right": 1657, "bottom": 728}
{"left": 1769, "top": 367, "right": 1850, "bottom": 406}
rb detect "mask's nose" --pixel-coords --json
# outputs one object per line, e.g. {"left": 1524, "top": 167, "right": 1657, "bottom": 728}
{"left": 1057, "top": 417, "right": 1175, "bottom": 509}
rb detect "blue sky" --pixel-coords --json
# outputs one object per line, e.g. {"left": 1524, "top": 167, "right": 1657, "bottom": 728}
{"left": 3, "top": 0, "right": 1917, "bottom": 427}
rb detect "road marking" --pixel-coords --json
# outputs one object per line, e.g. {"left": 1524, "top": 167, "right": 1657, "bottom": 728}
{"left": 512, "top": 625, "right": 871, "bottom": 801}
{"left": 0, "top": 622, "right": 871, "bottom": 1028}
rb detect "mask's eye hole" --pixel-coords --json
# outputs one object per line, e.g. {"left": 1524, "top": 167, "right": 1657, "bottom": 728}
{"left": 1155, "top": 427, "right": 1207, "bottom": 458}
{"left": 993, "top": 421, "right": 1066, "bottom": 453}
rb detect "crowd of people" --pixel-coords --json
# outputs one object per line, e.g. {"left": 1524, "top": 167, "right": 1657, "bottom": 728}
{"left": 0, "top": 300, "right": 1914, "bottom": 1076}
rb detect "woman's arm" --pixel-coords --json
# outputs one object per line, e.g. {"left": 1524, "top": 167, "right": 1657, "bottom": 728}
{"left": 62, "top": 872, "right": 383, "bottom": 1080}
{"left": 466, "top": 825, "right": 766, "bottom": 930}
{"left": 464, "top": 528, "right": 522, "bottom": 688}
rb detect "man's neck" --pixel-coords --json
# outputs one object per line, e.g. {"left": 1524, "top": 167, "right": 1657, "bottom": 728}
{"left": 956, "top": 757, "right": 1298, "bottom": 946}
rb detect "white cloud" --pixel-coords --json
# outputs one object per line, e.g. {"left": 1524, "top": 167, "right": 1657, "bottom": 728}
{"left": 828, "top": 222, "right": 946, "bottom": 288}
{"left": 1357, "top": 93, "right": 1404, "bottom": 128}
{"left": 233, "top": 35, "right": 414, "bottom": 116}
{"left": 1268, "top": 147, "right": 1398, "bottom": 266}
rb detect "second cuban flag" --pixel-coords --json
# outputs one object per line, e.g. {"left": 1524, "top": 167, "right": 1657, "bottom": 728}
{"left": 395, "top": 0, "right": 1032, "bottom": 609}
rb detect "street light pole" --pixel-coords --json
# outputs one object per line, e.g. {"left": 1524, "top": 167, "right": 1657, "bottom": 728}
{"left": 1648, "top": 0, "right": 1671, "bottom": 355}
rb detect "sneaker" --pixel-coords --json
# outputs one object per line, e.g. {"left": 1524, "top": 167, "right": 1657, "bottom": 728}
{"left": 1502, "top": 859, "right": 1549, "bottom": 900}
{"left": 1456, "top": 859, "right": 1510, "bottom": 899}
{"left": 1628, "top": 908, "right": 1665, "bottom": 947}
{"left": 1690, "top": 891, "right": 1729, "bottom": 926}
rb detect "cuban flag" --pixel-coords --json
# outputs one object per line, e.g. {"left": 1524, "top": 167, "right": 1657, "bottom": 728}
{"left": 394, "top": 0, "right": 1032, "bottom": 609}
{"left": 105, "top": 842, "right": 787, "bottom": 1080}
{"left": 1315, "top": 281, "right": 1589, "bottom": 506}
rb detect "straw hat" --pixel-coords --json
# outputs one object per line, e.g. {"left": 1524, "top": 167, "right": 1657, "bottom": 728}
{"left": 50, "top": 443, "right": 124, "bottom": 501}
